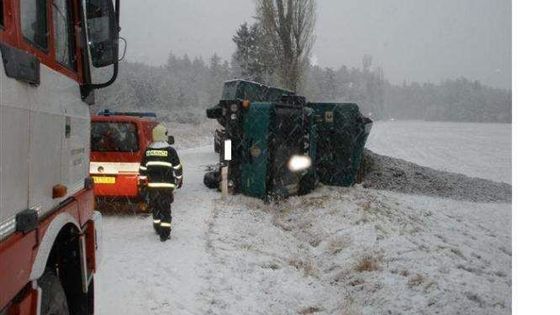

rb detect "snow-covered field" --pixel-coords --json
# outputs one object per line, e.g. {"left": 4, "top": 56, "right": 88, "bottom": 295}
{"left": 96, "top": 121, "right": 511, "bottom": 314}
{"left": 368, "top": 121, "right": 511, "bottom": 184}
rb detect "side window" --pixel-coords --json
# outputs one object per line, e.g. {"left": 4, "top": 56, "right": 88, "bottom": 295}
{"left": 20, "top": 0, "right": 48, "bottom": 50}
{"left": 53, "top": 0, "right": 76, "bottom": 69}
{"left": 1, "top": 0, "right": 4, "bottom": 29}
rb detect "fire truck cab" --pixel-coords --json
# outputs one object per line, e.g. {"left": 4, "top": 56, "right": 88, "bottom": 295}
{"left": 90, "top": 110, "right": 159, "bottom": 210}
{"left": 1, "top": 0, "right": 120, "bottom": 313}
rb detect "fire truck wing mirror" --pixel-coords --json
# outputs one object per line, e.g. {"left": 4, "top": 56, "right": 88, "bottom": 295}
{"left": 85, "top": 0, "right": 119, "bottom": 68}
{"left": 167, "top": 136, "right": 175, "bottom": 145}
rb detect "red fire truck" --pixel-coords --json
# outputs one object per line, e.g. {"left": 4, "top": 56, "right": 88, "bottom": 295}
{"left": 90, "top": 111, "right": 160, "bottom": 211}
{"left": 1, "top": 0, "right": 120, "bottom": 313}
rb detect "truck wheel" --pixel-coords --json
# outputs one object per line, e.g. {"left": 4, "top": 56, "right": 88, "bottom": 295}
{"left": 204, "top": 171, "right": 220, "bottom": 189}
{"left": 38, "top": 269, "right": 70, "bottom": 315}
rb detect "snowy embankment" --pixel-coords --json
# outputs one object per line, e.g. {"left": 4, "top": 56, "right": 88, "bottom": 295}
{"left": 203, "top": 186, "right": 510, "bottom": 314}
{"left": 361, "top": 150, "right": 511, "bottom": 203}
{"left": 97, "top": 121, "right": 511, "bottom": 314}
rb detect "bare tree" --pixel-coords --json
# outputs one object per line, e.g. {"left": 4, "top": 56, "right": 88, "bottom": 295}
{"left": 256, "top": 0, "right": 316, "bottom": 92}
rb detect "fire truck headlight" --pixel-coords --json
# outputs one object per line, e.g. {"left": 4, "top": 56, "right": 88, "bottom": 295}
{"left": 288, "top": 155, "right": 312, "bottom": 172}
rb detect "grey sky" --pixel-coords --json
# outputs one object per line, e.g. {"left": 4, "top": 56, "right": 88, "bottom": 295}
{"left": 121, "top": 0, "right": 511, "bottom": 89}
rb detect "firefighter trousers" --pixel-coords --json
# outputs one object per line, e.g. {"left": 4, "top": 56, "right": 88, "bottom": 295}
{"left": 148, "top": 189, "right": 174, "bottom": 238}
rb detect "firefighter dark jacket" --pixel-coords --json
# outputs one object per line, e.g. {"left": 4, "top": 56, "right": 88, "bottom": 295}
{"left": 139, "top": 142, "right": 183, "bottom": 189}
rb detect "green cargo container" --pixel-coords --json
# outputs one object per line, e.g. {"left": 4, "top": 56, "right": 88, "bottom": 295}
{"left": 307, "top": 103, "right": 373, "bottom": 186}
{"left": 265, "top": 86, "right": 295, "bottom": 101}
{"left": 221, "top": 80, "right": 294, "bottom": 102}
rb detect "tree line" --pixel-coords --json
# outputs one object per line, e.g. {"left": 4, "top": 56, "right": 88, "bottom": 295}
{"left": 93, "top": 54, "right": 231, "bottom": 123}
{"left": 94, "top": 54, "right": 511, "bottom": 124}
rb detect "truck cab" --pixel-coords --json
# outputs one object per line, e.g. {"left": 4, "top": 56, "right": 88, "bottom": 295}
{"left": 205, "top": 81, "right": 373, "bottom": 201}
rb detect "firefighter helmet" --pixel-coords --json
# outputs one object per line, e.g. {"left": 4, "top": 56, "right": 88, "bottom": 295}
{"left": 152, "top": 124, "right": 168, "bottom": 142}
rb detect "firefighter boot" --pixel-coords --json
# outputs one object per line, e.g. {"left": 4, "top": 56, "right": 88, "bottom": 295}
{"left": 159, "top": 222, "right": 171, "bottom": 242}
{"left": 159, "top": 229, "right": 170, "bottom": 242}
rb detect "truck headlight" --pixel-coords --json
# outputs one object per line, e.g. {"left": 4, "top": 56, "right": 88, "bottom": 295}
{"left": 288, "top": 155, "right": 312, "bottom": 172}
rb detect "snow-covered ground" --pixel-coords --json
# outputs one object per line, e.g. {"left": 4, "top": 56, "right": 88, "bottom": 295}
{"left": 368, "top": 121, "right": 511, "bottom": 184}
{"left": 96, "top": 121, "right": 511, "bottom": 314}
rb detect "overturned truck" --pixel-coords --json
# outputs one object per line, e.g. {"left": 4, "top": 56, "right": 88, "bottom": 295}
{"left": 205, "top": 80, "right": 373, "bottom": 200}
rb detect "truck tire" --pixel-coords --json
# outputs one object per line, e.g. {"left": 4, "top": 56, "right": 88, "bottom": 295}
{"left": 204, "top": 171, "right": 220, "bottom": 189}
{"left": 38, "top": 269, "right": 70, "bottom": 315}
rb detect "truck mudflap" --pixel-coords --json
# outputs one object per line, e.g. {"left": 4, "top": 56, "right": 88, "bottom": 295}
{"left": 79, "top": 211, "right": 103, "bottom": 294}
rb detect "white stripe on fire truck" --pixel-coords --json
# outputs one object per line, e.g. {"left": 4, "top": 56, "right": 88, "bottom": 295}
{"left": 173, "top": 164, "right": 182, "bottom": 170}
{"left": 90, "top": 162, "right": 141, "bottom": 174}
{"left": 147, "top": 183, "right": 176, "bottom": 188}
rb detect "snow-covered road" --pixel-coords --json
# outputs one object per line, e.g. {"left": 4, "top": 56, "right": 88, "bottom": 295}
{"left": 96, "top": 146, "right": 219, "bottom": 314}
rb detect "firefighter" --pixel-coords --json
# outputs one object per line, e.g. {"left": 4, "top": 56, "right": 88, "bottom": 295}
{"left": 139, "top": 124, "right": 183, "bottom": 242}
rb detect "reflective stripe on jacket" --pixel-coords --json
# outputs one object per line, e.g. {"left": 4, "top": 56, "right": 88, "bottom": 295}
{"left": 139, "top": 142, "right": 183, "bottom": 189}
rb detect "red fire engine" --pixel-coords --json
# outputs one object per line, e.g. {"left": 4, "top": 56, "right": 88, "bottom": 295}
{"left": 1, "top": 0, "right": 120, "bottom": 313}
{"left": 89, "top": 111, "right": 160, "bottom": 211}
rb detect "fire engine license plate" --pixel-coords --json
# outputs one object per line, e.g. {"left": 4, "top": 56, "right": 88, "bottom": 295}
{"left": 93, "top": 176, "right": 116, "bottom": 184}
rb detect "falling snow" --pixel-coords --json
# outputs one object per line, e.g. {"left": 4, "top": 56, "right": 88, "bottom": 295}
{"left": 96, "top": 122, "right": 511, "bottom": 314}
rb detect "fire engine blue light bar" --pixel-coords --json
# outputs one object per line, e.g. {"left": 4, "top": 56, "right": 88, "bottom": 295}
{"left": 97, "top": 109, "right": 157, "bottom": 118}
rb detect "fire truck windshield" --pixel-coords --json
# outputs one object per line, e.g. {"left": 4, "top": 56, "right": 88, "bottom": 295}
{"left": 91, "top": 122, "right": 139, "bottom": 152}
